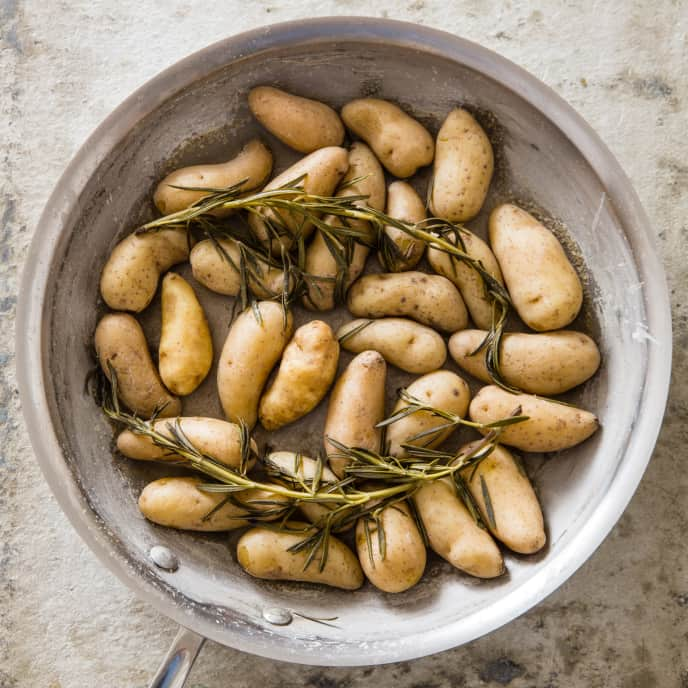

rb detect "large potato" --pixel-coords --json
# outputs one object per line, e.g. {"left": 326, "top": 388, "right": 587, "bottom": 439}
{"left": 248, "top": 86, "right": 345, "bottom": 153}
{"left": 95, "top": 313, "right": 180, "bottom": 418}
{"left": 324, "top": 350, "right": 386, "bottom": 477}
{"left": 100, "top": 227, "right": 189, "bottom": 312}
{"left": 449, "top": 329, "right": 601, "bottom": 394}
{"left": 237, "top": 523, "right": 364, "bottom": 590}
{"left": 428, "top": 108, "right": 493, "bottom": 222}
{"left": 337, "top": 318, "right": 447, "bottom": 374}
{"left": 158, "top": 273, "right": 212, "bottom": 396}
{"left": 303, "top": 142, "right": 385, "bottom": 310}
{"left": 489, "top": 204, "right": 583, "bottom": 331}
{"left": 117, "top": 417, "right": 256, "bottom": 469}
{"left": 189, "top": 237, "right": 291, "bottom": 298}
{"left": 153, "top": 139, "right": 273, "bottom": 215}
{"left": 458, "top": 442, "right": 546, "bottom": 554}
{"left": 217, "top": 301, "right": 294, "bottom": 428}
{"left": 427, "top": 228, "right": 504, "bottom": 330}
{"left": 379, "top": 181, "right": 426, "bottom": 271}
{"left": 139, "top": 477, "right": 283, "bottom": 532}
{"left": 469, "top": 385, "right": 598, "bottom": 452}
{"left": 413, "top": 479, "right": 504, "bottom": 577}
{"left": 248, "top": 146, "right": 349, "bottom": 253}
{"left": 386, "top": 370, "right": 470, "bottom": 457}
{"left": 347, "top": 272, "right": 468, "bottom": 333}
{"left": 259, "top": 320, "right": 339, "bottom": 430}
{"left": 355, "top": 500, "right": 426, "bottom": 593}
{"left": 341, "top": 98, "right": 434, "bottom": 177}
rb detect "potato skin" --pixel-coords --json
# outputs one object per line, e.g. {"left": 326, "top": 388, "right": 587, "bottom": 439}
{"left": 413, "top": 479, "right": 504, "bottom": 577}
{"left": 100, "top": 228, "right": 189, "bottom": 312}
{"left": 386, "top": 371, "right": 470, "bottom": 457}
{"left": 489, "top": 204, "right": 583, "bottom": 331}
{"left": 355, "top": 501, "right": 426, "bottom": 593}
{"left": 248, "top": 146, "right": 349, "bottom": 252}
{"left": 428, "top": 108, "right": 493, "bottom": 222}
{"left": 347, "top": 272, "right": 468, "bottom": 333}
{"left": 449, "top": 329, "right": 601, "bottom": 395}
{"left": 237, "top": 523, "right": 364, "bottom": 590}
{"left": 324, "top": 350, "right": 386, "bottom": 477}
{"left": 189, "top": 237, "right": 291, "bottom": 298}
{"left": 379, "top": 181, "right": 426, "bottom": 271}
{"left": 217, "top": 301, "right": 294, "bottom": 428}
{"left": 153, "top": 139, "right": 273, "bottom": 215}
{"left": 95, "top": 313, "right": 180, "bottom": 418}
{"left": 458, "top": 442, "right": 546, "bottom": 554}
{"left": 139, "top": 477, "right": 281, "bottom": 532}
{"left": 159, "top": 273, "right": 212, "bottom": 396}
{"left": 117, "top": 417, "right": 256, "bottom": 469}
{"left": 337, "top": 318, "right": 447, "bottom": 374}
{"left": 427, "top": 228, "right": 504, "bottom": 330}
{"left": 469, "top": 385, "right": 599, "bottom": 452}
{"left": 341, "top": 98, "right": 434, "bottom": 177}
{"left": 248, "top": 86, "right": 345, "bottom": 153}
{"left": 259, "top": 320, "right": 340, "bottom": 430}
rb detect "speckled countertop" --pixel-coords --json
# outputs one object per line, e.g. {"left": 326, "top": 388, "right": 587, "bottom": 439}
{"left": 1, "top": 1, "right": 686, "bottom": 686}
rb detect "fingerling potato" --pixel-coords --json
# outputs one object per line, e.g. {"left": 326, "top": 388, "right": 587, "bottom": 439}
{"left": 449, "top": 329, "right": 601, "bottom": 394}
{"left": 337, "top": 318, "right": 447, "bottom": 374}
{"left": 347, "top": 272, "right": 468, "bottom": 333}
{"left": 341, "top": 98, "right": 434, "bottom": 177}
{"left": 259, "top": 320, "right": 339, "bottom": 430}
{"left": 379, "top": 181, "right": 426, "bottom": 271}
{"left": 469, "top": 385, "right": 599, "bottom": 452}
{"left": 249, "top": 86, "right": 344, "bottom": 153}
{"left": 100, "top": 227, "right": 189, "bottom": 312}
{"left": 428, "top": 108, "right": 493, "bottom": 222}
{"left": 237, "top": 522, "right": 364, "bottom": 590}
{"left": 217, "top": 301, "right": 294, "bottom": 428}
{"left": 458, "top": 442, "right": 546, "bottom": 554}
{"left": 489, "top": 204, "right": 583, "bottom": 331}
{"left": 95, "top": 313, "right": 180, "bottom": 418}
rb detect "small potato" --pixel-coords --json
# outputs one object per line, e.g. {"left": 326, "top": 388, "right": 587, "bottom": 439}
{"left": 458, "top": 442, "right": 546, "bottom": 554}
{"left": 259, "top": 320, "right": 339, "bottom": 430}
{"left": 413, "top": 479, "right": 504, "bottom": 578}
{"left": 347, "top": 272, "right": 468, "bottom": 333}
{"left": 117, "top": 417, "right": 256, "bottom": 469}
{"left": 469, "top": 385, "right": 599, "bottom": 452}
{"left": 248, "top": 86, "right": 345, "bottom": 153}
{"left": 341, "top": 98, "right": 434, "bottom": 177}
{"left": 449, "top": 329, "right": 601, "bottom": 395}
{"left": 248, "top": 146, "right": 349, "bottom": 253}
{"left": 378, "top": 181, "right": 426, "bottom": 272}
{"left": 337, "top": 318, "right": 447, "bottom": 374}
{"left": 217, "top": 301, "right": 294, "bottom": 428}
{"left": 139, "top": 477, "right": 283, "bottom": 532}
{"left": 427, "top": 228, "right": 504, "bottom": 330}
{"left": 153, "top": 139, "right": 273, "bottom": 215}
{"left": 159, "top": 273, "right": 212, "bottom": 395}
{"left": 189, "top": 237, "right": 291, "bottom": 298}
{"left": 100, "top": 228, "right": 189, "bottom": 312}
{"left": 324, "top": 350, "right": 386, "bottom": 477}
{"left": 302, "top": 143, "right": 385, "bottom": 310}
{"left": 237, "top": 522, "right": 364, "bottom": 590}
{"left": 355, "top": 500, "right": 426, "bottom": 593}
{"left": 95, "top": 313, "right": 180, "bottom": 418}
{"left": 386, "top": 371, "right": 470, "bottom": 457}
{"left": 489, "top": 204, "right": 583, "bottom": 331}
{"left": 428, "top": 108, "right": 494, "bottom": 222}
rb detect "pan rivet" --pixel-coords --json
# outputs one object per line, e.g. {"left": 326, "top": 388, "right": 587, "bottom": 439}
{"left": 262, "top": 607, "right": 293, "bottom": 626}
{"left": 149, "top": 545, "right": 179, "bottom": 571}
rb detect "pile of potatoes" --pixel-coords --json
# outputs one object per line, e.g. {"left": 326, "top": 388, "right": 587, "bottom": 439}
{"left": 95, "top": 86, "right": 601, "bottom": 594}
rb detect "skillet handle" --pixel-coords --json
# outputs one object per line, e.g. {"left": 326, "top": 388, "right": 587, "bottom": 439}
{"left": 148, "top": 626, "right": 206, "bottom": 688}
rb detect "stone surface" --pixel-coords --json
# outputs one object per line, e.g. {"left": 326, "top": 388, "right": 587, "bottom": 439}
{"left": 1, "top": 1, "right": 686, "bottom": 686}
